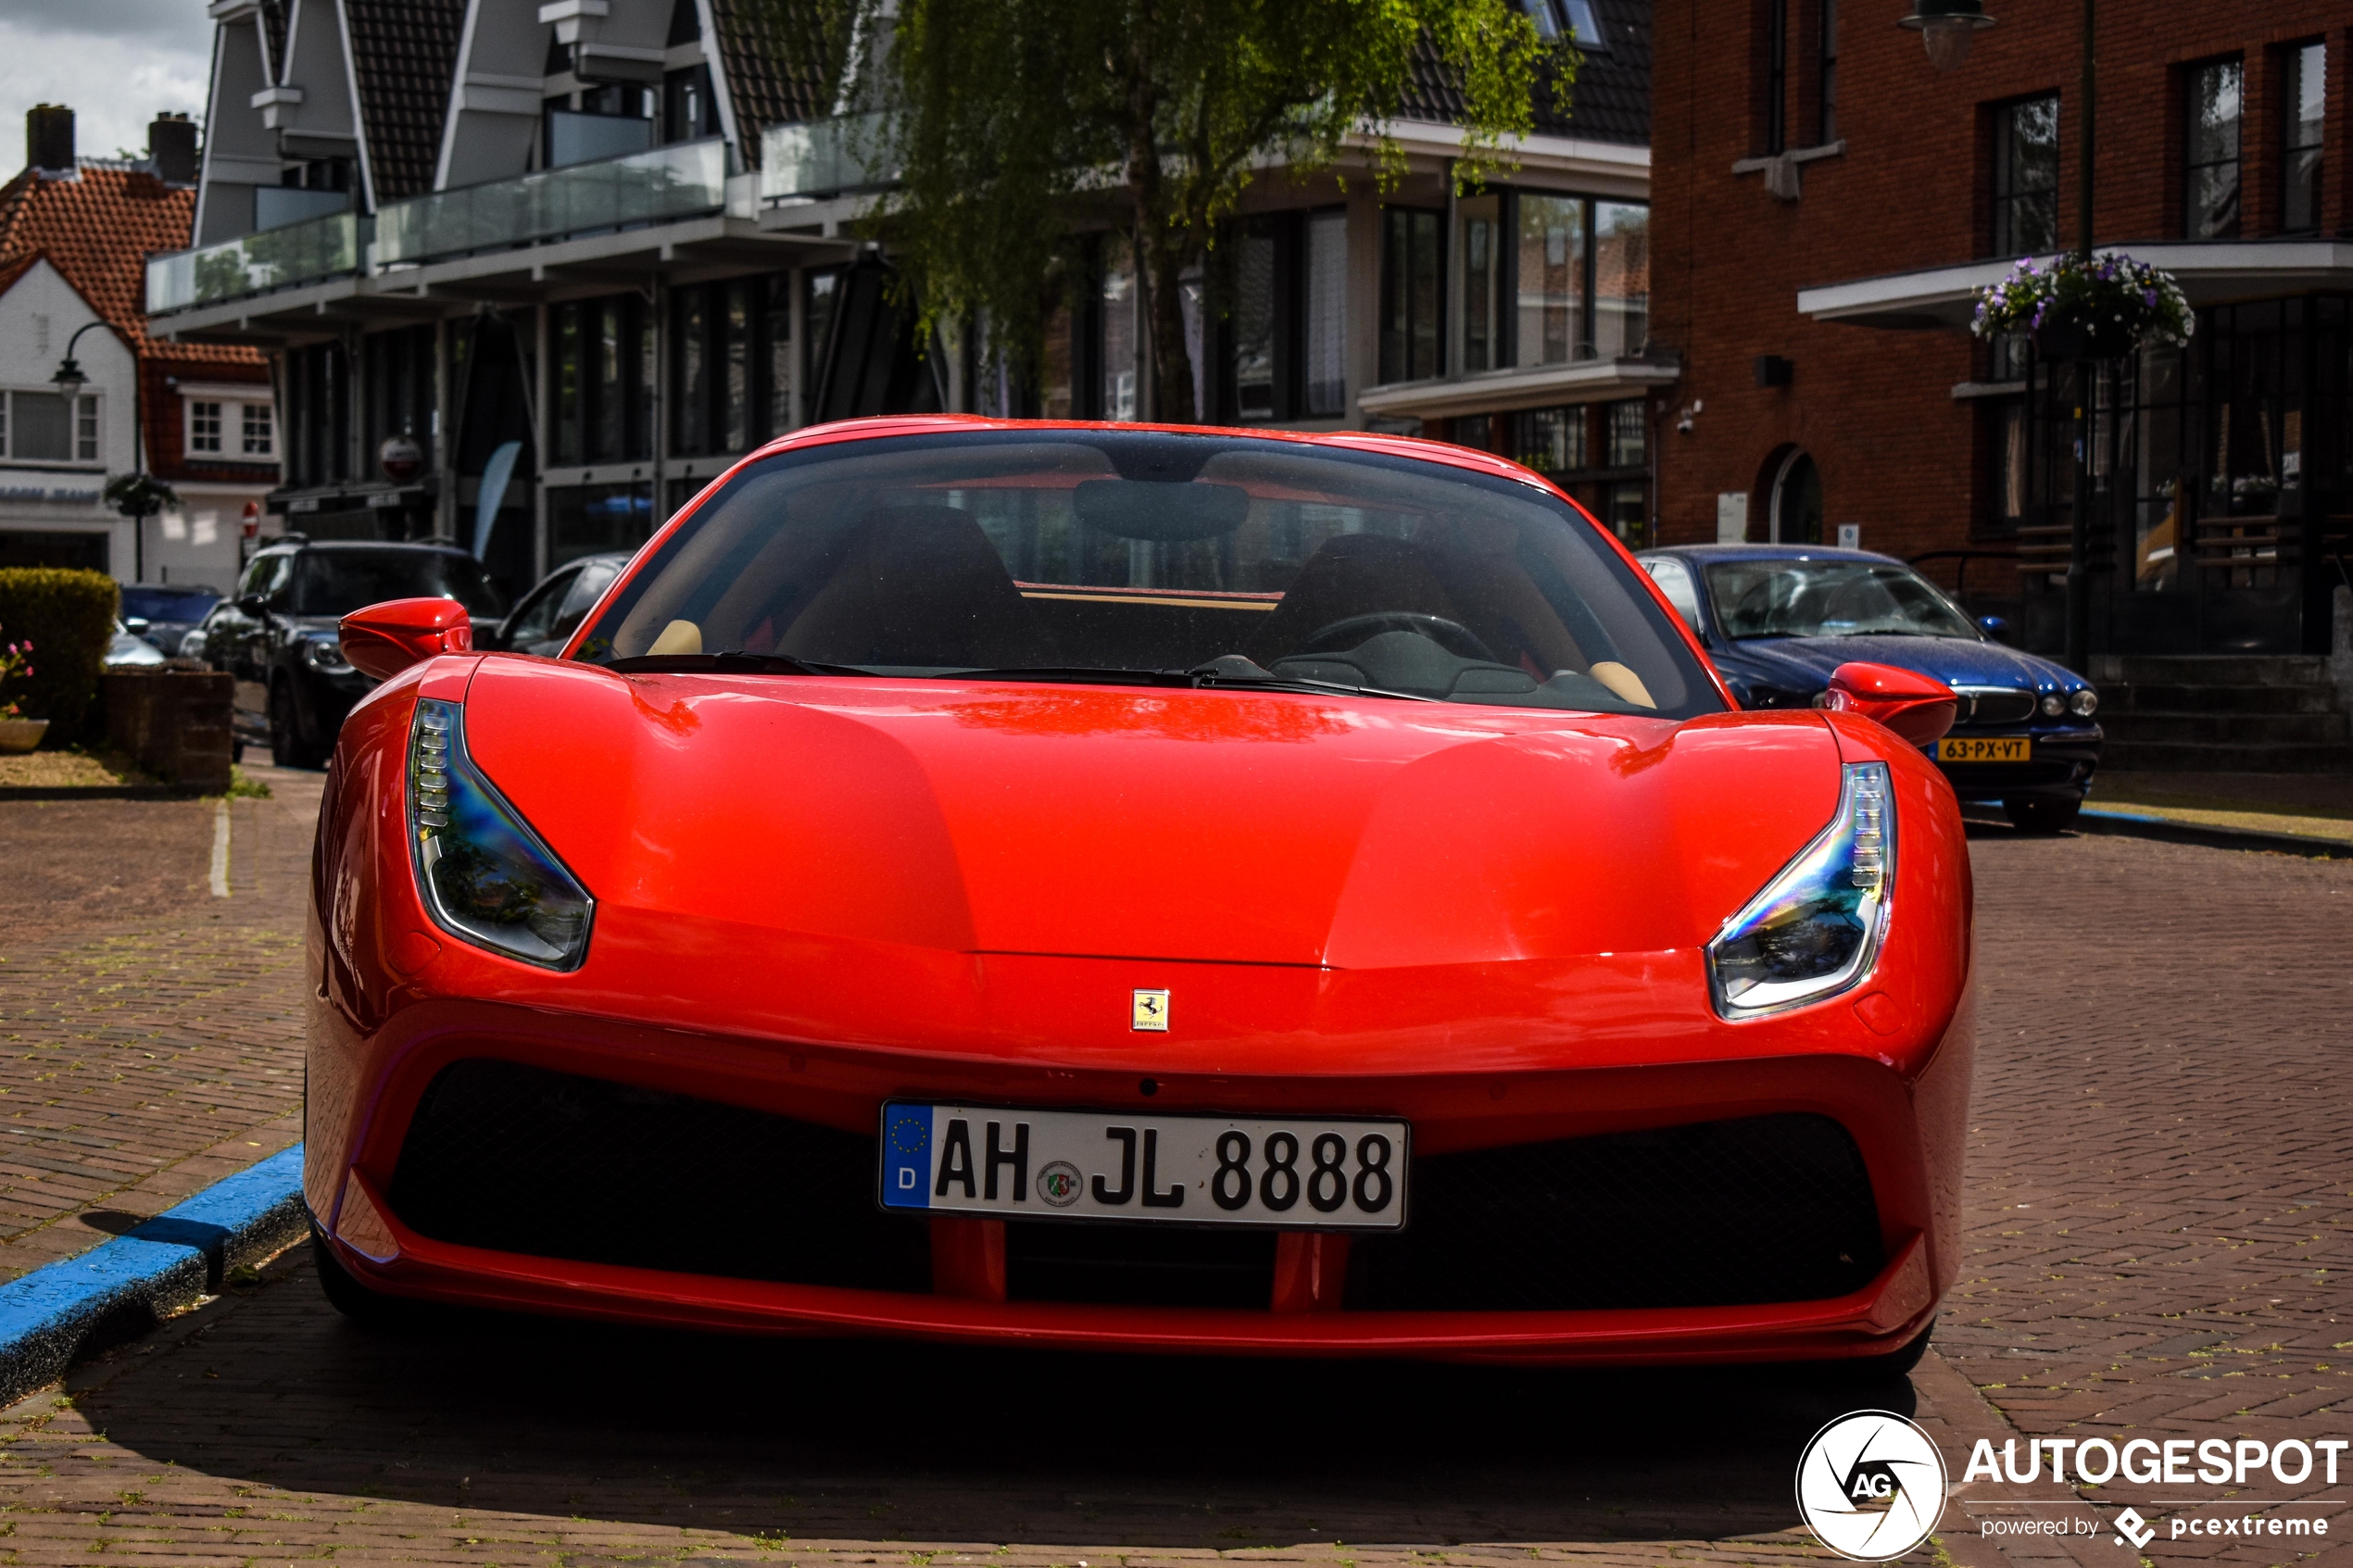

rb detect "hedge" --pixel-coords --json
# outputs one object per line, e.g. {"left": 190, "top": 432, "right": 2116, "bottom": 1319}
{"left": 0, "top": 569, "right": 119, "bottom": 743}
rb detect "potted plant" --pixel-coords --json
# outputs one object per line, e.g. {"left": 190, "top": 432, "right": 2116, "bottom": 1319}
{"left": 1972, "top": 252, "right": 2194, "bottom": 363}
{"left": 0, "top": 631, "right": 41, "bottom": 753}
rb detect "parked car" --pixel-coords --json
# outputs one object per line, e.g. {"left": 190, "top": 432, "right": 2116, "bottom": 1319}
{"left": 308, "top": 419, "right": 1973, "bottom": 1379}
{"left": 488, "top": 552, "right": 633, "bottom": 656}
{"left": 1637, "top": 544, "right": 2101, "bottom": 832}
{"left": 119, "top": 583, "right": 222, "bottom": 655}
{"left": 201, "top": 540, "right": 507, "bottom": 767}
{"left": 103, "top": 620, "right": 167, "bottom": 669}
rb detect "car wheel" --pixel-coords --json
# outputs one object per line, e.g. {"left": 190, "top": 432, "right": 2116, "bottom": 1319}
{"left": 269, "top": 684, "right": 324, "bottom": 769}
{"left": 309, "top": 1223, "right": 425, "bottom": 1330}
{"left": 2004, "top": 796, "right": 2082, "bottom": 834}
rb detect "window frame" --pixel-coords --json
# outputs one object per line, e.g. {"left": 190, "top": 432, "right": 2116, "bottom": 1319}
{"left": 2281, "top": 41, "right": 2326, "bottom": 235}
{"left": 1, "top": 389, "right": 102, "bottom": 468}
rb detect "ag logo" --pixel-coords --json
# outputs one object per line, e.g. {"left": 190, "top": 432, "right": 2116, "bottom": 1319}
{"left": 1794, "top": 1410, "right": 1947, "bottom": 1561}
{"left": 1037, "top": 1160, "right": 1084, "bottom": 1208}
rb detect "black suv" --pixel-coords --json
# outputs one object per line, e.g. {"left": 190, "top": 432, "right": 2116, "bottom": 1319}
{"left": 195, "top": 540, "right": 508, "bottom": 766}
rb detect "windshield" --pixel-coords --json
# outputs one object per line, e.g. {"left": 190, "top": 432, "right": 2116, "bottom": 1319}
{"left": 121, "top": 587, "right": 220, "bottom": 621}
{"left": 574, "top": 430, "right": 1717, "bottom": 717}
{"left": 289, "top": 551, "right": 509, "bottom": 618}
{"left": 1705, "top": 559, "right": 1978, "bottom": 640}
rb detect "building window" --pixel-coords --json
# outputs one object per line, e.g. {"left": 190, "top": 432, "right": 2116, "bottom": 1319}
{"left": 1378, "top": 207, "right": 1442, "bottom": 383}
{"left": 1763, "top": 0, "right": 1788, "bottom": 156}
{"left": 1990, "top": 96, "right": 2059, "bottom": 257}
{"left": 1524, "top": 0, "right": 1605, "bottom": 47}
{"left": 242, "top": 402, "right": 276, "bottom": 458}
{"left": 2283, "top": 43, "right": 2326, "bottom": 234}
{"left": 188, "top": 400, "right": 224, "bottom": 455}
{"left": 1513, "top": 406, "right": 1586, "bottom": 474}
{"left": 1303, "top": 209, "right": 1347, "bottom": 416}
{"left": 1605, "top": 397, "right": 1646, "bottom": 467}
{"left": 1517, "top": 194, "right": 1585, "bottom": 366}
{"left": 2184, "top": 59, "right": 2243, "bottom": 239}
{"left": 663, "top": 64, "right": 718, "bottom": 144}
{"left": 1, "top": 391, "right": 94, "bottom": 464}
{"left": 1592, "top": 201, "right": 1649, "bottom": 358}
{"left": 670, "top": 277, "right": 788, "bottom": 457}
{"left": 1817, "top": 0, "right": 1838, "bottom": 144}
{"left": 553, "top": 295, "right": 653, "bottom": 467}
{"left": 1459, "top": 194, "right": 1503, "bottom": 373}
{"left": 1101, "top": 235, "right": 1139, "bottom": 421}
{"left": 804, "top": 267, "right": 843, "bottom": 419}
{"left": 1231, "top": 226, "right": 1283, "bottom": 421}
{"left": 545, "top": 83, "right": 656, "bottom": 169}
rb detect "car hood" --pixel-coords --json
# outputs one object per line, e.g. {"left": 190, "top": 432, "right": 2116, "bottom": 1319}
{"left": 1718, "top": 633, "right": 2064, "bottom": 694}
{"left": 460, "top": 660, "right": 1843, "bottom": 971}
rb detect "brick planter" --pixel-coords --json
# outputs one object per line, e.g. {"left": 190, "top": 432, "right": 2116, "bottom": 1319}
{"left": 99, "top": 671, "right": 234, "bottom": 793}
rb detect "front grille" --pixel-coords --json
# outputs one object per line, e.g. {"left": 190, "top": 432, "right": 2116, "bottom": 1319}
{"left": 1007, "top": 1222, "right": 1276, "bottom": 1309}
{"left": 387, "top": 1059, "right": 929, "bottom": 1292}
{"left": 1350, "top": 1113, "right": 1882, "bottom": 1312}
{"left": 1956, "top": 689, "right": 2038, "bottom": 726}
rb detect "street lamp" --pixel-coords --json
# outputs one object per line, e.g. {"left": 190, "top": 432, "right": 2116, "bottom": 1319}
{"left": 50, "top": 320, "right": 104, "bottom": 400}
{"left": 1898, "top": 0, "right": 1995, "bottom": 72}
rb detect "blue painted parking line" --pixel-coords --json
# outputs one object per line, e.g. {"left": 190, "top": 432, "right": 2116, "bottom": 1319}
{"left": 0, "top": 1145, "right": 308, "bottom": 1408}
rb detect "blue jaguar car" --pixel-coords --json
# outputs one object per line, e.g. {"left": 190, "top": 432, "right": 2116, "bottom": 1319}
{"left": 1636, "top": 545, "right": 2102, "bottom": 832}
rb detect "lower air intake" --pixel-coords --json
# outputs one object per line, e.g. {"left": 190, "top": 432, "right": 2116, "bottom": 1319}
{"left": 1349, "top": 1113, "right": 1884, "bottom": 1312}
{"left": 387, "top": 1059, "right": 929, "bottom": 1292}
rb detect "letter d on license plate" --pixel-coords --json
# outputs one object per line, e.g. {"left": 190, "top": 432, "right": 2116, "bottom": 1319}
{"left": 879, "top": 1102, "right": 1409, "bottom": 1230}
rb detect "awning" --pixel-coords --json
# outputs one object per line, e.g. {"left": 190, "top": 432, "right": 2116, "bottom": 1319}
{"left": 1356, "top": 356, "right": 1680, "bottom": 421}
{"left": 1797, "top": 240, "right": 2353, "bottom": 332}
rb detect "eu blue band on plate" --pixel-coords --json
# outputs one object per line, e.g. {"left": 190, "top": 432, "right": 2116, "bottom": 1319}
{"left": 882, "top": 1104, "right": 933, "bottom": 1209}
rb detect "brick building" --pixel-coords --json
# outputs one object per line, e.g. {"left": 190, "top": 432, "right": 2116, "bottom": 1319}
{"left": 1650, "top": 1, "right": 2351, "bottom": 659}
{"left": 0, "top": 107, "right": 278, "bottom": 588}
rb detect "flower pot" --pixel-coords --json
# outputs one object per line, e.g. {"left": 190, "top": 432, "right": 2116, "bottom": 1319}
{"left": 0, "top": 718, "right": 48, "bottom": 754}
{"left": 2030, "top": 316, "right": 2138, "bottom": 363}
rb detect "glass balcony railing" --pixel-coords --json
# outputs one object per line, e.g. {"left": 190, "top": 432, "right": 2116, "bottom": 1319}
{"left": 761, "top": 114, "right": 895, "bottom": 202}
{"left": 375, "top": 138, "right": 730, "bottom": 267}
{"left": 146, "top": 210, "right": 362, "bottom": 314}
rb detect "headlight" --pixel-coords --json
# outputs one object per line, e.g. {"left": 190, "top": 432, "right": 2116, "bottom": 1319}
{"left": 2070, "top": 688, "right": 2098, "bottom": 717}
{"left": 304, "top": 635, "right": 354, "bottom": 673}
{"left": 409, "top": 698, "right": 594, "bottom": 970}
{"left": 2040, "top": 692, "right": 2065, "bottom": 717}
{"left": 1706, "top": 762, "right": 1894, "bottom": 1020}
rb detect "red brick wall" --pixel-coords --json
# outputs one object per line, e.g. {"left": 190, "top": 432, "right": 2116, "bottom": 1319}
{"left": 1650, "top": 2, "right": 2353, "bottom": 559}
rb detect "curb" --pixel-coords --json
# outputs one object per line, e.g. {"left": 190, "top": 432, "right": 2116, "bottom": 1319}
{"left": 0, "top": 1146, "right": 307, "bottom": 1407}
{"left": 2074, "top": 807, "right": 2347, "bottom": 859}
{"left": 1965, "top": 802, "right": 2347, "bottom": 859}
{"left": 0, "top": 785, "right": 208, "bottom": 802}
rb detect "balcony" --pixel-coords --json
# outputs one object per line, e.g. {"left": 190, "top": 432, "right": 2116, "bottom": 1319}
{"left": 146, "top": 210, "right": 362, "bottom": 314}
{"left": 375, "top": 139, "right": 733, "bottom": 268}
{"left": 761, "top": 114, "right": 895, "bottom": 203}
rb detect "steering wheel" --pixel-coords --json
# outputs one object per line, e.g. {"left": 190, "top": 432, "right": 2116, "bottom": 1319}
{"left": 1296, "top": 611, "right": 1498, "bottom": 663}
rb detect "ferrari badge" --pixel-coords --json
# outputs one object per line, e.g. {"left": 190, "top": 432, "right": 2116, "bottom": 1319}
{"left": 1131, "top": 989, "right": 1170, "bottom": 1032}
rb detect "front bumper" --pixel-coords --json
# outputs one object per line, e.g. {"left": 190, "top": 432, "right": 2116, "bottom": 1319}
{"left": 308, "top": 967, "right": 1974, "bottom": 1366}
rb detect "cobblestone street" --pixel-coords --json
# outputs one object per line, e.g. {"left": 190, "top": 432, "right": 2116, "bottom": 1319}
{"left": 0, "top": 788, "right": 2347, "bottom": 1566}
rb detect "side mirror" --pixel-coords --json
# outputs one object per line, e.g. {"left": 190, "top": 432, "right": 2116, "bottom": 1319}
{"left": 1978, "top": 614, "right": 2011, "bottom": 641}
{"left": 123, "top": 617, "right": 151, "bottom": 636}
{"left": 1821, "top": 661, "right": 1957, "bottom": 746}
{"left": 340, "top": 597, "right": 475, "bottom": 682}
{"left": 237, "top": 594, "right": 267, "bottom": 617}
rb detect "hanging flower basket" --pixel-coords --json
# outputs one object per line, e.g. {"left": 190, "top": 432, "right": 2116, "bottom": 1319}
{"left": 1971, "top": 252, "right": 2194, "bottom": 362}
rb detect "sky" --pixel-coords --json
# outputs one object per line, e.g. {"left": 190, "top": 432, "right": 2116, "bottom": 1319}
{"left": 0, "top": 0, "right": 214, "bottom": 171}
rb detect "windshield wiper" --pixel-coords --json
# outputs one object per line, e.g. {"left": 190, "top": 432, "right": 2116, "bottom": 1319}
{"left": 933, "top": 664, "right": 1440, "bottom": 702}
{"left": 606, "top": 651, "right": 872, "bottom": 675}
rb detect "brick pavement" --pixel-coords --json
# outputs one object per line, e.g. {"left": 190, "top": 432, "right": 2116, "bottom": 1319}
{"left": 0, "top": 817, "right": 2345, "bottom": 1564}
{"left": 0, "top": 763, "right": 321, "bottom": 1282}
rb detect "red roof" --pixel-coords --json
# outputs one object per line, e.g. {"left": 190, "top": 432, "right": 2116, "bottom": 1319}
{"left": 0, "top": 163, "right": 264, "bottom": 370}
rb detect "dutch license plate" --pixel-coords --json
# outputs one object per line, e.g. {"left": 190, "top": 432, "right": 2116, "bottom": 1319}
{"left": 878, "top": 1103, "right": 1409, "bottom": 1230}
{"left": 1936, "top": 735, "right": 2031, "bottom": 763}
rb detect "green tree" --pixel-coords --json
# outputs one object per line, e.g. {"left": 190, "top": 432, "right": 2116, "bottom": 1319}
{"left": 862, "top": 0, "right": 1570, "bottom": 420}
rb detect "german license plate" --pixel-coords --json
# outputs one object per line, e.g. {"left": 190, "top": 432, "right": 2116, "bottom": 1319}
{"left": 878, "top": 1103, "right": 1409, "bottom": 1230}
{"left": 1936, "top": 735, "right": 2030, "bottom": 763}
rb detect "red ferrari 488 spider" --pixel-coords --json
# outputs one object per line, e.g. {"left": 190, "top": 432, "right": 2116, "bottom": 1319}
{"left": 308, "top": 418, "right": 1972, "bottom": 1370}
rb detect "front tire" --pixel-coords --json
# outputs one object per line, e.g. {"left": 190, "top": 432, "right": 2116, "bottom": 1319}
{"left": 2004, "top": 796, "right": 2082, "bottom": 834}
{"left": 309, "top": 1223, "right": 423, "bottom": 1330}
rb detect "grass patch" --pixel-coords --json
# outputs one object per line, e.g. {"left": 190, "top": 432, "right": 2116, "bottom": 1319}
{"left": 219, "top": 766, "right": 271, "bottom": 800}
{"left": 0, "top": 746, "right": 148, "bottom": 788}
